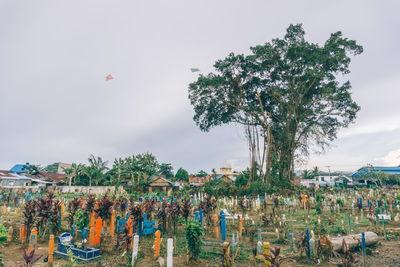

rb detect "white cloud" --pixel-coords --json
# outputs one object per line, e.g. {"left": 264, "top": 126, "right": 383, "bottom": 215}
{"left": 373, "top": 149, "right": 400, "bottom": 166}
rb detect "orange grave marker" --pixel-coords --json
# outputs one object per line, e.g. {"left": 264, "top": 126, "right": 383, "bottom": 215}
{"left": 89, "top": 212, "right": 95, "bottom": 246}
{"left": 48, "top": 234, "right": 54, "bottom": 263}
{"left": 60, "top": 202, "right": 65, "bottom": 220}
{"left": 126, "top": 216, "right": 133, "bottom": 247}
{"left": 7, "top": 226, "right": 12, "bottom": 242}
{"left": 20, "top": 224, "right": 26, "bottom": 243}
{"left": 94, "top": 217, "right": 102, "bottom": 246}
{"left": 214, "top": 214, "right": 219, "bottom": 238}
{"left": 154, "top": 230, "right": 161, "bottom": 258}
{"left": 28, "top": 227, "right": 37, "bottom": 252}
{"left": 239, "top": 217, "right": 243, "bottom": 238}
{"left": 110, "top": 210, "right": 115, "bottom": 237}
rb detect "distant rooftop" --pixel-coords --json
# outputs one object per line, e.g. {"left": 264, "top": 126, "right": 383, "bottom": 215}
{"left": 9, "top": 164, "right": 31, "bottom": 174}
{"left": 352, "top": 166, "right": 400, "bottom": 177}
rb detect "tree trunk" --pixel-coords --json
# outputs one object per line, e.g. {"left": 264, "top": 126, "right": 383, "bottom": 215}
{"left": 328, "top": 232, "right": 378, "bottom": 251}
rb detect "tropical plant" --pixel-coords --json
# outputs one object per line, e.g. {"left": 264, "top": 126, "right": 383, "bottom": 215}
{"left": 143, "top": 198, "right": 156, "bottom": 220}
{"left": 67, "top": 198, "right": 81, "bottom": 228}
{"left": 23, "top": 200, "right": 37, "bottom": 240}
{"left": 156, "top": 200, "right": 168, "bottom": 233}
{"left": 95, "top": 195, "right": 113, "bottom": 221}
{"left": 0, "top": 224, "right": 8, "bottom": 247}
{"left": 263, "top": 247, "right": 291, "bottom": 267}
{"left": 159, "top": 163, "right": 174, "bottom": 179}
{"left": 49, "top": 200, "right": 61, "bottom": 235}
{"left": 73, "top": 208, "right": 89, "bottom": 230}
{"left": 168, "top": 201, "right": 181, "bottom": 234}
{"left": 129, "top": 203, "right": 143, "bottom": 233}
{"left": 330, "top": 239, "right": 359, "bottom": 266}
{"left": 185, "top": 221, "right": 204, "bottom": 261}
{"left": 22, "top": 247, "right": 42, "bottom": 267}
{"left": 182, "top": 198, "right": 192, "bottom": 224}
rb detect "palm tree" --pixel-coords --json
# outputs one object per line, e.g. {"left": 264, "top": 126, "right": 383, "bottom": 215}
{"left": 87, "top": 155, "right": 108, "bottom": 186}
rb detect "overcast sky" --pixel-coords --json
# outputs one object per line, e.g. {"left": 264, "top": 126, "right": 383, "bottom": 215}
{"left": 1, "top": 0, "right": 400, "bottom": 174}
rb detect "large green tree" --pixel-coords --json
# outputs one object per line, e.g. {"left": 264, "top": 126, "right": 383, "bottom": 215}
{"left": 175, "top": 168, "right": 189, "bottom": 182}
{"left": 159, "top": 163, "right": 174, "bottom": 179}
{"left": 188, "top": 24, "right": 362, "bottom": 184}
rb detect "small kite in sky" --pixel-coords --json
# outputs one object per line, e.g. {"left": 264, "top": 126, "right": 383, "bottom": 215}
{"left": 105, "top": 74, "right": 113, "bottom": 81}
{"left": 190, "top": 68, "right": 200, "bottom": 72}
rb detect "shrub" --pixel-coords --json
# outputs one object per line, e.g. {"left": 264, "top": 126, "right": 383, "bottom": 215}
{"left": 185, "top": 221, "right": 204, "bottom": 261}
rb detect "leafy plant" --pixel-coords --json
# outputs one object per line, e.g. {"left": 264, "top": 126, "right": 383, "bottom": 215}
{"left": 330, "top": 239, "right": 359, "bottom": 266}
{"left": 168, "top": 201, "right": 181, "bottom": 234}
{"left": 73, "top": 208, "right": 89, "bottom": 230}
{"left": 23, "top": 200, "right": 37, "bottom": 240}
{"left": 67, "top": 197, "right": 81, "bottom": 228}
{"left": 95, "top": 195, "right": 114, "bottom": 221}
{"left": 156, "top": 200, "right": 168, "bottom": 233}
{"left": 263, "top": 247, "right": 291, "bottom": 267}
{"left": 143, "top": 198, "right": 156, "bottom": 220}
{"left": 185, "top": 220, "right": 204, "bottom": 261}
{"left": 48, "top": 200, "right": 61, "bottom": 235}
{"left": 129, "top": 202, "right": 143, "bottom": 233}
{"left": 0, "top": 224, "right": 8, "bottom": 247}
{"left": 116, "top": 227, "right": 132, "bottom": 251}
{"left": 22, "top": 247, "right": 42, "bottom": 267}
{"left": 85, "top": 195, "right": 96, "bottom": 214}
{"left": 182, "top": 197, "right": 192, "bottom": 224}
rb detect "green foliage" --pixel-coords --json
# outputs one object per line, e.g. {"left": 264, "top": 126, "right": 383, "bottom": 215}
{"left": 159, "top": 163, "right": 174, "bottom": 179}
{"left": 185, "top": 221, "right": 204, "bottom": 261}
{"left": 188, "top": 23, "right": 362, "bottom": 182}
{"left": 235, "top": 168, "right": 250, "bottom": 187}
{"left": 196, "top": 170, "right": 208, "bottom": 177}
{"left": 73, "top": 209, "right": 89, "bottom": 230}
{"left": 175, "top": 168, "right": 189, "bottom": 182}
{"left": 44, "top": 163, "right": 59, "bottom": 173}
{"left": 0, "top": 224, "right": 8, "bottom": 247}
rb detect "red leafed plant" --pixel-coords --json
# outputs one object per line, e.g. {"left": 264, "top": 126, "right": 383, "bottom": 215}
{"left": 23, "top": 200, "right": 37, "bottom": 241}
{"left": 49, "top": 200, "right": 61, "bottom": 235}
{"left": 182, "top": 197, "right": 192, "bottom": 224}
{"left": 95, "top": 195, "right": 114, "bottom": 221}
{"left": 22, "top": 247, "right": 42, "bottom": 267}
{"left": 129, "top": 202, "right": 143, "bottom": 232}
{"left": 156, "top": 200, "right": 168, "bottom": 233}
{"left": 168, "top": 200, "right": 181, "bottom": 234}
{"left": 143, "top": 198, "right": 156, "bottom": 220}
{"left": 36, "top": 194, "right": 55, "bottom": 234}
{"left": 67, "top": 197, "right": 81, "bottom": 228}
{"left": 85, "top": 195, "right": 96, "bottom": 214}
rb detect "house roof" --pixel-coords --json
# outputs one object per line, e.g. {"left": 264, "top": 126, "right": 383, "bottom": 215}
{"left": 9, "top": 164, "right": 31, "bottom": 173}
{"left": 37, "top": 172, "right": 66, "bottom": 184}
{"left": 352, "top": 166, "right": 400, "bottom": 177}
{"left": 149, "top": 175, "right": 175, "bottom": 186}
{"left": 0, "top": 170, "right": 54, "bottom": 184}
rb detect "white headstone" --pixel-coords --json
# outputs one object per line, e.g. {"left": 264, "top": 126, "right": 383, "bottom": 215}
{"left": 132, "top": 235, "right": 139, "bottom": 265}
{"left": 167, "top": 238, "right": 173, "bottom": 267}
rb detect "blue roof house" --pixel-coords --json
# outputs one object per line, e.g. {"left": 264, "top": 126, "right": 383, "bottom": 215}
{"left": 10, "top": 164, "right": 32, "bottom": 174}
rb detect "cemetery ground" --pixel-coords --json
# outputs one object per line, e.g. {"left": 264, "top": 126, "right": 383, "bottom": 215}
{"left": 1, "top": 189, "right": 400, "bottom": 266}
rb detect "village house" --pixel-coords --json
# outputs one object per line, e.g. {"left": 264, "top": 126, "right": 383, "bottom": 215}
{"left": 0, "top": 170, "right": 55, "bottom": 188}
{"left": 147, "top": 175, "right": 177, "bottom": 195}
{"left": 188, "top": 175, "right": 213, "bottom": 187}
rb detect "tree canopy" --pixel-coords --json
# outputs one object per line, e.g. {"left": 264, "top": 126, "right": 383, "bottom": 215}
{"left": 189, "top": 24, "right": 362, "bottom": 184}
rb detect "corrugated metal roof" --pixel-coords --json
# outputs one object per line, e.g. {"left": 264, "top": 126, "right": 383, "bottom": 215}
{"left": 9, "top": 164, "right": 30, "bottom": 173}
{"left": 352, "top": 166, "right": 400, "bottom": 177}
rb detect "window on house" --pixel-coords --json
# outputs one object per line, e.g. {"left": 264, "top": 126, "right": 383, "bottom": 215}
{"left": 321, "top": 177, "right": 325, "bottom": 181}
